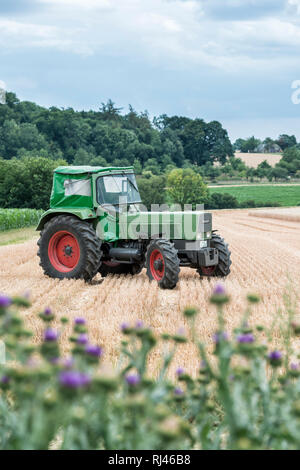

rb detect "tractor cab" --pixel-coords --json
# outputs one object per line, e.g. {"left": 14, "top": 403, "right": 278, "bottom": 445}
{"left": 50, "top": 165, "right": 140, "bottom": 211}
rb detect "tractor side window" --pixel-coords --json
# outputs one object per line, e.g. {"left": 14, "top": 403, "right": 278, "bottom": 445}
{"left": 64, "top": 179, "right": 91, "bottom": 197}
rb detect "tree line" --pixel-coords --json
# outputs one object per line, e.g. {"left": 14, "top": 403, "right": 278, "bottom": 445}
{"left": 1, "top": 92, "right": 300, "bottom": 211}
{"left": 0, "top": 92, "right": 233, "bottom": 171}
{"left": 233, "top": 134, "right": 298, "bottom": 154}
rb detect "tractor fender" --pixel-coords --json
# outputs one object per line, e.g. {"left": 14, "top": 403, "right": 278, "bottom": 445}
{"left": 36, "top": 208, "right": 97, "bottom": 231}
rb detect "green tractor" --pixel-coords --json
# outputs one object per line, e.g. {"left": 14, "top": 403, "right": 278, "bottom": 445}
{"left": 37, "top": 166, "right": 231, "bottom": 289}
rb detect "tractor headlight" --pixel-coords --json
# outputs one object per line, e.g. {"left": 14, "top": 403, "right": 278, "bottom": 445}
{"left": 197, "top": 231, "right": 212, "bottom": 241}
{"left": 200, "top": 240, "right": 208, "bottom": 248}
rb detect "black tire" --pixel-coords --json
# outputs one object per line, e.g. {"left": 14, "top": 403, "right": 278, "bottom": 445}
{"left": 37, "top": 215, "right": 102, "bottom": 281}
{"left": 99, "top": 263, "right": 143, "bottom": 277}
{"left": 198, "top": 233, "right": 231, "bottom": 278}
{"left": 146, "top": 239, "right": 180, "bottom": 289}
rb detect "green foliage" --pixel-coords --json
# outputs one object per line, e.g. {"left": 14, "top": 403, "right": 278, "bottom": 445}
{"left": 1, "top": 289, "right": 300, "bottom": 450}
{"left": 269, "top": 166, "right": 289, "bottom": 181}
{"left": 234, "top": 136, "right": 261, "bottom": 153}
{"left": 275, "top": 147, "right": 300, "bottom": 177}
{"left": 0, "top": 157, "right": 67, "bottom": 209}
{"left": 0, "top": 209, "right": 43, "bottom": 231}
{"left": 166, "top": 118, "right": 233, "bottom": 166}
{"left": 206, "top": 192, "right": 281, "bottom": 210}
{"left": 276, "top": 134, "right": 297, "bottom": 151}
{"left": 166, "top": 169, "right": 208, "bottom": 206}
{"left": 0, "top": 92, "right": 233, "bottom": 173}
{"left": 206, "top": 193, "right": 239, "bottom": 210}
{"left": 138, "top": 175, "right": 166, "bottom": 209}
{"left": 234, "top": 134, "right": 298, "bottom": 161}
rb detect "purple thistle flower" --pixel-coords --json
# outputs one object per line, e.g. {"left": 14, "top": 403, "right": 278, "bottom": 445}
{"left": 135, "top": 320, "right": 144, "bottom": 329}
{"left": 0, "top": 375, "right": 10, "bottom": 384}
{"left": 77, "top": 334, "right": 88, "bottom": 345}
{"left": 174, "top": 387, "right": 184, "bottom": 396}
{"left": 213, "top": 283, "right": 226, "bottom": 296}
{"left": 268, "top": 350, "right": 282, "bottom": 361}
{"left": 176, "top": 367, "right": 184, "bottom": 376}
{"left": 0, "top": 295, "right": 11, "bottom": 309}
{"left": 44, "top": 328, "right": 59, "bottom": 342}
{"left": 85, "top": 345, "right": 103, "bottom": 358}
{"left": 125, "top": 373, "right": 141, "bottom": 386}
{"left": 75, "top": 317, "right": 86, "bottom": 325}
{"left": 59, "top": 370, "right": 91, "bottom": 389}
{"left": 44, "top": 307, "right": 52, "bottom": 316}
{"left": 177, "top": 327, "right": 185, "bottom": 336}
{"left": 50, "top": 357, "right": 60, "bottom": 365}
{"left": 121, "top": 322, "right": 130, "bottom": 331}
{"left": 213, "top": 332, "right": 229, "bottom": 344}
{"left": 237, "top": 333, "right": 255, "bottom": 344}
{"left": 63, "top": 357, "right": 74, "bottom": 369}
{"left": 291, "top": 363, "right": 299, "bottom": 371}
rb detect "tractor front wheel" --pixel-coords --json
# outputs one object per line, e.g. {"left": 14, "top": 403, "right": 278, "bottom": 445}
{"left": 38, "top": 215, "right": 102, "bottom": 281}
{"left": 146, "top": 239, "right": 180, "bottom": 289}
{"left": 198, "top": 233, "right": 231, "bottom": 278}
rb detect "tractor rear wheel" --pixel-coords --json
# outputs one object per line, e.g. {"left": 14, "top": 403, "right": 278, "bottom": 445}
{"left": 99, "top": 262, "right": 143, "bottom": 277}
{"left": 146, "top": 239, "right": 180, "bottom": 289}
{"left": 198, "top": 233, "right": 231, "bottom": 278}
{"left": 38, "top": 215, "right": 102, "bottom": 281}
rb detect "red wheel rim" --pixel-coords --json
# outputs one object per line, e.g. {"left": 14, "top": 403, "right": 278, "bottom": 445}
{"left": 201, "top": 266, "right": 216, "bottom": 276}
{"left": 48, "top": 231, "right": 80, "bottom": 273}
{"left": 149, "top": 249, "right": 165, "bottom": 281}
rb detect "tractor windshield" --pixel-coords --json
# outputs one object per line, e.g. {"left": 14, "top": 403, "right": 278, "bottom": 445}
{"left": 97, "top": 173, "right": 141, "bottom": 206}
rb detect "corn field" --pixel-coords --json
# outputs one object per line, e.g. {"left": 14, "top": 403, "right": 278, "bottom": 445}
{"left": 0, "top": 209, "right": 43, "bottom": 231}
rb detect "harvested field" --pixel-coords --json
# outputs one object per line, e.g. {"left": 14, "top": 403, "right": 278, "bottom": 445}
{"left": 249, "top": 206, "right": 300, "bottom": 222}
{"left": 236, "top": 152, "right": 282, "bottom": 168}
{"left": 0, "top": 209, "right": 299, "bottom": 377}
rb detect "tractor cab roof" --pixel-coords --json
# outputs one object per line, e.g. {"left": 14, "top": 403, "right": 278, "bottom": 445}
{"left": 54, "top": 166, "right": 134, "bottom": 175}
{"left": 50, "top": 165, "right": 135, "bottom": 210}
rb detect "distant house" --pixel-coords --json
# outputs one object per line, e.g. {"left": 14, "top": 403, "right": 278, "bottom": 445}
{"left": 254, "top": 143, "right": 282, "bottom": 154}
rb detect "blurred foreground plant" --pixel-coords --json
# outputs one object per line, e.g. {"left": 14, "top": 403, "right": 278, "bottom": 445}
{"left": 0, "top": 286, "right": 300, "bottom": 450}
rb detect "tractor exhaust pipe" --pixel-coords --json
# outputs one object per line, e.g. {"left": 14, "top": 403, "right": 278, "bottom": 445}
{"left": 108, "top": 247, "right": 142, "bottom": 262}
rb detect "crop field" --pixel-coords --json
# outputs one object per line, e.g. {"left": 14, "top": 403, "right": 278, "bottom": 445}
{"left": 0, "top": 209, "right": 43, "bottom": 231}
{"left": 236, "top": 152, "right": 282, "bottom": 168}
{"left": 1, "top": 209, "right": 299, "bottom": 377}
{"left": 210, "top": 185, "right": 300, "bottom": 206}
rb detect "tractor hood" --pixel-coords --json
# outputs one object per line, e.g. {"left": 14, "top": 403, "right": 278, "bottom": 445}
{"left": 96, "top": 209, "right": 212, "bottom": 242}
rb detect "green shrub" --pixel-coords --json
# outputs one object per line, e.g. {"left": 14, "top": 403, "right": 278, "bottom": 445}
{"left": 206, "top": 192, "right": 239, "bottom": 209}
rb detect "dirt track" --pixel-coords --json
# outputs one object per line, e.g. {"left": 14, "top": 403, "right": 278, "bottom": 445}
{"left": 1, "top": 209, "right": 300, "bottom": 375}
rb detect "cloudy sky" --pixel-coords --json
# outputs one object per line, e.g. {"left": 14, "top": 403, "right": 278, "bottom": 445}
{"left": 1, "top": 0, "right": 300, "bottom": 141}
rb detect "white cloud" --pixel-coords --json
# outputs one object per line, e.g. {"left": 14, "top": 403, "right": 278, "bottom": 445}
{"left": 288, "top": 0, "right": 300, "bottom": 13}
{"left": 39, "top": 0, "right": 112, "bottom": 9}
{"left": 0, "top": 0, "right": 299, "bottom": 72}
